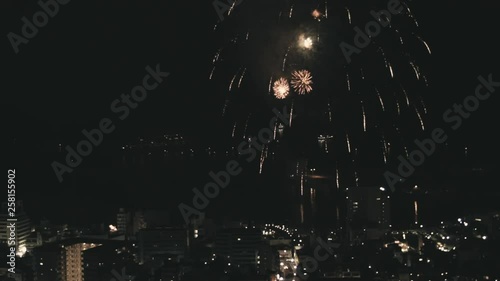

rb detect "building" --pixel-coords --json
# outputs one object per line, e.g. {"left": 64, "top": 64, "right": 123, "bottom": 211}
{"left": 116, "top": 207, "right": 172, "bottom": 237}
{"left": 115, "top": 208, "right": 171, "bottom": 239}
{"left": 83, "top": 241, "right": 134, "bottom": 281}
{"left": 33, "top": 238, "right": 132, "bottom": 281}
{"left": 33, "top": 242, "right": 60, "bottom": 281}
{"left": 346, "top": 186, "right": 391, "bottom": 241}
{"left": 151, "top": 255, "right": 180, "bottom": 281}
{"left": 132, "top": 210, "right": 147, "bottom": 235}
{"left": 34, "top": 240, "right": 100, "bottom": 281}
{"left": 215, "top": 228, "right": 263, "bottom": 272}
{"left": 116, "top": 208, "right": 132, "bottom": 236}
{"left": 26, "top": 231, "right": 42, "bottom": 252}
{"left": 0, "top": 201, "right": 31, "bottom": 256}
{"left": 137, "top": 227, "right": 189, "bottom": 264}
{"left": 256, "top": 244, "right": 279, "bottom": 275}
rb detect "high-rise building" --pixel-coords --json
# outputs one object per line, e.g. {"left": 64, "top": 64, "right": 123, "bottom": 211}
{"left": 346, "top": 186, "right": 391, "bottom": 241}
{"left": 34, "top": 239, "right": 101, "bottom": 281}
{"left": 33, "top": 238, "right": 132, "bottom": 281}
{"left": 0, "top": 200, "right": 31, "bottom": 256}
{"left": 116, "top": 208, "right": 131, "bottom": 236}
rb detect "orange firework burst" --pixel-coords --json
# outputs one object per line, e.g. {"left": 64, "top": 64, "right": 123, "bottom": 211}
{"left": 291, "top": 70, "right": 313, "bottom": 95}
{"left": 312, "top": 9, "right": 322, "bottom": 20}
{"left": 273, "top": 77, "right": 290, "bottom": 99}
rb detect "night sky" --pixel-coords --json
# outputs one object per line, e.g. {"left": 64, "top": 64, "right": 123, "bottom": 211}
{"left": 3, "top": 0, "right": 499, "bottom": 226}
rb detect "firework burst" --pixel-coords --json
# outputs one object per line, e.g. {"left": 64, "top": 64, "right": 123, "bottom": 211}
{"left": 273, "top": 77, "right": 290, "bottom": 99}
{"left": 311, "top": 9, "right": 323, "bottom": 21}
{"left": 291, "top": 70, "right": 313, "bottom": 95}
{"left": 298, "top": 34, "right": 313, "bottom": 50}
{"left": 210, "top": 0, "right": 432, "bottom": 179}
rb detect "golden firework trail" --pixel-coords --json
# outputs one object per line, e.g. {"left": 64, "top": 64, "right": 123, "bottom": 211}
{"left": 361, "top": 100, "right": 367, "bottom": 132}
{"left": 238, "top": 68, "right": 247, "bottom": 88}
{"left": 346, "top": 133, "right": 352, "bottom": 154}
{"left": 345, "top": 7, "right": 351, "bottom": 24}
{"left": 416, "top": 35, "right": 432, "bottom": 54}
{"left": 400, "top": 85, "right": 410, "bottom": 107}
{"left": 375, "top": 88, "right": 385, "bottom": 112}
{"left": 414, "top": 105, "right": 425, "bottom": 131}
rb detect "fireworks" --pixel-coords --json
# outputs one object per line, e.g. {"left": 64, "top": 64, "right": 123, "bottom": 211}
{"left": 416, "top": 35, "right": 432, "bottom": 55}
{"left": 299, "top": 34, "right": 313, "bottom": 49}
{"left": 273, "top": 77, "right": 290, "bottom": 99}
{"left": 291, "top": 70, "right": 313, "bottom": 95}
{"left": 210, "top": 0, "right": 432, "bottom": 179}
{"left": 312, "top": 9, "right": 322, "bottom": 21}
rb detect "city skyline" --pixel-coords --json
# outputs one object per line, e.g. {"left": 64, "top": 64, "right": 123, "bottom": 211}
{"left": 3, "top": 0, "right": 500, "bottom": 280}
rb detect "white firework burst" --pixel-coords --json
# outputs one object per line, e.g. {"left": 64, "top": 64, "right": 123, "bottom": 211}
{"left": 273, "top": 77, "right": 290, "bottom": 99}
{"left": 291, "top": 70, "right": 313, "bottom": 95}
